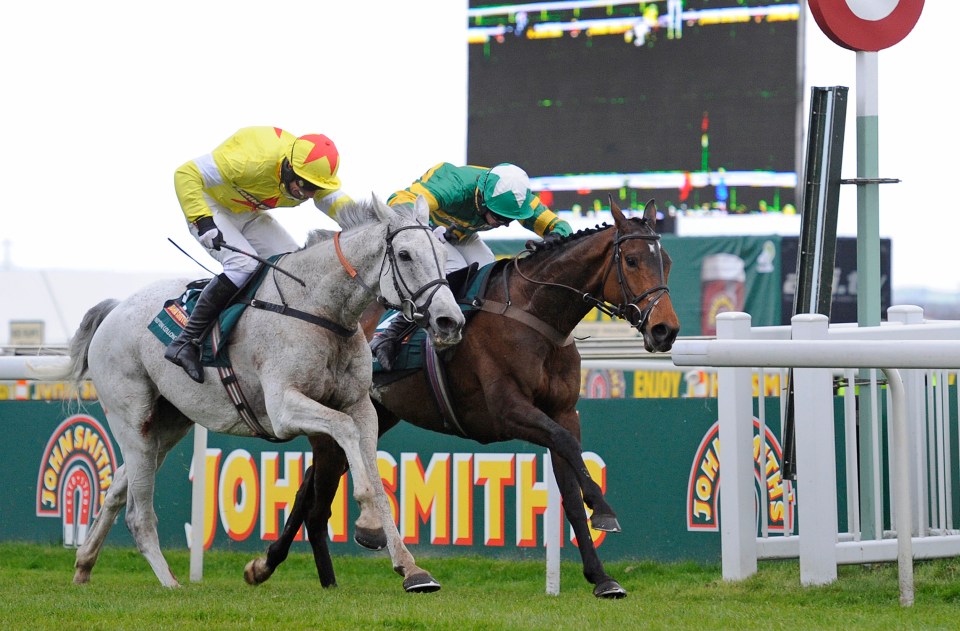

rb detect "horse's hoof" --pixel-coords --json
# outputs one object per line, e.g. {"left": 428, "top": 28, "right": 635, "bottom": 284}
{"left": 403, "top": 572, "right": 441, "bottom": 593}
{"left": 593, "top": 579, "right": 627, "bottom": 599}
{"left": 355, "top": 527, "right": 387, "bottom": 551}
{"left": 243, "top": 558, "right": 273, "bottom": 586}
{"left": 73, "top": 568, "right": 91, "bottom": 585}
{"left": 590, "top": 514, "right": 622, "bottom": 533}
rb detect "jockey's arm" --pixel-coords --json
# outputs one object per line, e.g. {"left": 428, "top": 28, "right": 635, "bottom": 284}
{"left": 173, "top": 159, "right": 216, "bottom": 224}
{"left": 519, "top": 194, "right": 572, "bottom": 237}
{"left": 313, "top": 188, "right": 354, "bottom": 219}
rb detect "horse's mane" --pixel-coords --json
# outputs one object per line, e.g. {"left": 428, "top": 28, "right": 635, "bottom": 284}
{"left": 521, "top": 215, "right": 657, "bottom": 259}
{"left": 303, "top": 196, "right": 396, "bottom": 248}
{"left": 520, "top": 223, "right": 611, "bottom": 259}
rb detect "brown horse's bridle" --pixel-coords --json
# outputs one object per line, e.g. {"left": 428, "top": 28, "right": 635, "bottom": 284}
{"left": 606, "top": 228, "right": 670, "bottom": 331}
{"left": 513, "top": 221, "right": 670, "bottom": 333}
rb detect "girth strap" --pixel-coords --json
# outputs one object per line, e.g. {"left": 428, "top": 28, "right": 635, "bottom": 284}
{"left": 423, "top": 335, "right": 468, "bottom": 438}
{"left": 237, "top": 297, "right": 356, "bottom": 338}
{"left": 210, "top": 326, "right": 290, "bottom": 443}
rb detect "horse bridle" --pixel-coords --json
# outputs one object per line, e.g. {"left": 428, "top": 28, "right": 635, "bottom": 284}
{"left": 605, "top": 228, "right": 670, "bottom": 331}
{"left": 513, "top": 221, "right": 670, "bottom": 333}
{"left": 335, "top": 224, "right": 449, "bottom": 326}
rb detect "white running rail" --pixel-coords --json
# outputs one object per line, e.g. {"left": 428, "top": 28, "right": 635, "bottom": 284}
{"left": 672, "top": 306, "right": 960, "bottom": 606}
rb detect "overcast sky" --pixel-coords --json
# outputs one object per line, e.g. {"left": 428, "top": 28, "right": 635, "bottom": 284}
{"left": 1, "top": 1, "right": 954, "bottom": 292}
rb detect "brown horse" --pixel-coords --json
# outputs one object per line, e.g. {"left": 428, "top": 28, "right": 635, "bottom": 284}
{"left": 244, "top": 199, "right": 680, "bottom": 598}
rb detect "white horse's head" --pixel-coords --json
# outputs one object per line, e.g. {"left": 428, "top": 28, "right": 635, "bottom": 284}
{"left": 375, "top": 194, "right": 464, "bottom": 349}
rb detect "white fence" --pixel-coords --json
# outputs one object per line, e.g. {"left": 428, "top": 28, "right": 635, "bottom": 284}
{"left": 672, "top": 306, "right": 960, "bottom": 606}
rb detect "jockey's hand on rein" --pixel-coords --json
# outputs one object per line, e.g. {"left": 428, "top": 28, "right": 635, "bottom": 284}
{"left": 433, "top": 226, "right": 451, "bottom": 244}
{"left": 195, "top": 216, "right": 225, "bottom": 251}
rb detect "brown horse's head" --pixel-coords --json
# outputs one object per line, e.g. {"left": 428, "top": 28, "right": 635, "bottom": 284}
{"left": 604, "top": 198, "right": 680, "bottom": 352}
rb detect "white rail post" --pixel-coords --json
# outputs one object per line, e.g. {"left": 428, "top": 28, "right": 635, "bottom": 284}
{"left": 717, "top": 312, "right": 757, "bottom": 580}
{"left": 189, "top": 424, "right": 208, "bottom": 582}
{"left": 887, "top": 305, "right": 927, "bottom": 535}
{"left": 544, "top": 451, "right": 561, "bottom": 595}
{"left": 791, "top": 314, "right": 838, "bottom": 585}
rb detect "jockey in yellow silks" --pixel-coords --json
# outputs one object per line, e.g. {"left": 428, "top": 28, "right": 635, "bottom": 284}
{"left": 371, "top": 162, "right": 572, "bottom": 370}
{"left": 166, "top": 126, "right": 353, "bottom": 383}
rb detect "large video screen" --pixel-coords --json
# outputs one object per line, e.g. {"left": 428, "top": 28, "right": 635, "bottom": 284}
{"left": 467, "top": 1, "right": 800, "bottom": 216}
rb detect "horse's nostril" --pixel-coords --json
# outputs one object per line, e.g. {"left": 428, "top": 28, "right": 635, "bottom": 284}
{"left": 437, "top": 316, "right": 462, "bottom": 335}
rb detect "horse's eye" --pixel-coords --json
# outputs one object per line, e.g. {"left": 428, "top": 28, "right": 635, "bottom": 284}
{"left": 398, "top": 250, "right": 412, "bottom": 262}
{"left": 625, "top": 256, "right": 639, "bottom": 268}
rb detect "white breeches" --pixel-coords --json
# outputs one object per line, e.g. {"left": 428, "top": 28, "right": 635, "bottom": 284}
{"left": 442, "top": 234, "right": 495, "bottom": 275}
{"left": 190, "top": 202, "right": 299, "bottom": 286}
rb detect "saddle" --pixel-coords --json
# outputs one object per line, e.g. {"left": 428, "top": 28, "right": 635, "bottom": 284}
{"left": 147, "top": 262, "right": 274, "bottom": 367}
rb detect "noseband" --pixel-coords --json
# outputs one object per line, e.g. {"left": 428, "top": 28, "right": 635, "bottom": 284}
{"left": 335, "top": 225, "right": 449, "bottom": 326}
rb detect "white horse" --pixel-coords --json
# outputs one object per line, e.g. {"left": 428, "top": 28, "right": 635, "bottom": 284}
{"left": 58, "top": 195, "right": 464, "bottom": 591}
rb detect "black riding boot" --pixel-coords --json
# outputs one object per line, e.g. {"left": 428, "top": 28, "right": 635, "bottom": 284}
{"left": 164, "top": 273, "right": 238, "bottom": 383}
{"left": 370, "top": 316, "right": 415, "bottom": 371}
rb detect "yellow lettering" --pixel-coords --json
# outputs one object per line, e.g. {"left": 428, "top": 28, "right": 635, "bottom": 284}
{"left": 400, "top": 453, "right": 450, "bottom": 545}
{"left": 700, "top": 442, "right": 720, "bottom": 481}
{"left": 41, "top": 488, "right": 57, "bottom": 508}
{"left": 57, "top": 432, "right": 75, "bottom": 460}
{"left": 260, "top": 451, "right": 304, "bottom": 541}
{"left": 453, "top": 454, "right": 474, "bottom": 545}
{"left": 516, "top": 454, "right": 548, "bottom": 547}
{"left": 44, "top": 468, "right": 58, "bottom": 491}
{"left": 201, "top": 449, "right": 222, "bottom": 549}
{"left": 219, "top": 450, "right": 258, "bottom": 541}
{"left": 695, "top": 474, "right": 713, "bottom": 501}
{"left": 82, "top": 427, "right": 100, "bottom": 454}
{"left": 48, "top": 444, "right": 64, "bottom": 475}
{"left": 474, "top": 454, "right": 515, "bottom": 546}
{"left": 767, "top": 471, "right": 783, "bottom": 500}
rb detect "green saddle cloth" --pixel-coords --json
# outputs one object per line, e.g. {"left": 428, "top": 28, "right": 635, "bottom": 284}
{"left": 147, "top": 260, "right": 276, "bottom": 368}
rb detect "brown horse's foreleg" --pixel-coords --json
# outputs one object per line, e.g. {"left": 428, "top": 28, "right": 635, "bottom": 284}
{"left": 509, "top": 408, "right": 621, "bottom": 532}
{"left": 550, "top": 452, "right": 626, "bottom": 598}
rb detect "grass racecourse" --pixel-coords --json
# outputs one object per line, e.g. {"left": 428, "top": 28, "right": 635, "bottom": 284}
{"left": 2, "top": 542, "right": 960, "bottom": 630}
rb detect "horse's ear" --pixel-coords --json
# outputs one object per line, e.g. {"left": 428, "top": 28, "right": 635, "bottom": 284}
{"left": 609, "top": 195, "right": 628, "bottom": 230}
{"left": 414, "top": 194, "right": 430, "bottom": 224}
{"left": 370, "top": 191, "right": 390, "bottom": 221}
{"left": 642, "top": 199, "right": 658, "bottom": 225}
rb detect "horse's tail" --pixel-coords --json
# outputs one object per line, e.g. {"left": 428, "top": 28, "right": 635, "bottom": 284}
{"left": 62, "top": 299, "right": 120, "bottom": 383}
{"left": 25, "top": 298, "right": 120, "bottom": 385}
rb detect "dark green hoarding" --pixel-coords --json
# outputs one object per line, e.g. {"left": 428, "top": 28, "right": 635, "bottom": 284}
{"left": 3, "top": 389, "right": 805, "bottom": 564}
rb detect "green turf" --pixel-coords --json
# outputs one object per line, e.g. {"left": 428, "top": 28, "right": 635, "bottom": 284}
{"left": 1, "top": 542, "right": 958, "bottom": 630}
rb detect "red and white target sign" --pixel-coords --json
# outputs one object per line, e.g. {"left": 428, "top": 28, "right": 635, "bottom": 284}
{"left": 809, "top": 0, "right": 923, "bottom": 52}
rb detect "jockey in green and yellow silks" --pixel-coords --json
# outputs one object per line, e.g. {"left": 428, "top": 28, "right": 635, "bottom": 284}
{"left": 373, "top": 162, "right": 572, "bottom": 370}
{"left": 166, "top": 126, "right": 353, "bottom": 383}
{"left": 387, "top": 162, "right": 570, "bottom": 274}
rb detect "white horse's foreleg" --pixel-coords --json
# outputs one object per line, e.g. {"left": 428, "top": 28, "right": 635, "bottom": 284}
{"left": 74, "top": 465, "right": 127, "bottom": 584}
{"left": 341, "top": 398, "right": 438, "bottom": 590}
{"left": 271, "top": 389, "right": 432, "bottom": 589}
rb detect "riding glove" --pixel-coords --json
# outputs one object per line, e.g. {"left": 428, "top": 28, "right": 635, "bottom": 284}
{"left": 433, "top": 226, "right": 451, "bottom": 243}
{"left": 195, "top": 216, "right": 224, "bottom": 251}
